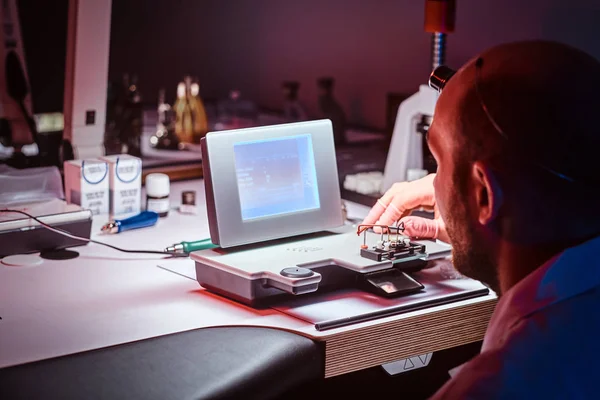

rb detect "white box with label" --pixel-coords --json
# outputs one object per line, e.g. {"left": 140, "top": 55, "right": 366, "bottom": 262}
{"left": 63, "top": 159, "right": 109, "bottom": 215}
{"left": 100, "top": 154, "right": 142, "bottom": 216}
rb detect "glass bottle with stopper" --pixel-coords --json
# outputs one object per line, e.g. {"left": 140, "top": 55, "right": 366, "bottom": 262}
{"left": 317, "top": 77, "right": 347, "bottom": 147}
{"left": 116, "top": 73, "right": 143, "bottom": 156}
{"left": 150, "top": 88, "right": 179, "bottom": 150}
{"left": 157, "top": 88, "right": 171, "bottom": 127}
{"left": 173, "top": 80, "right": 193, "bottom": 145}
{"left": 282, "top": 81, "right": 307, "bottom": 122}
{"left": 189, "top": 78, "right": 208, "bottom": 143}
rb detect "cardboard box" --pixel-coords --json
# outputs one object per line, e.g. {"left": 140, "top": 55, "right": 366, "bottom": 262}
{"left": 63, "top": 158, "right": 109, "bottom": 215}
{"left": 100, "top": 154, "right": 142, "bottom": 216}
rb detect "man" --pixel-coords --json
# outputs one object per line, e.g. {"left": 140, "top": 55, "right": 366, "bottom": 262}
{"left": 363, "top": 40, "right": 600, "bottom": 398}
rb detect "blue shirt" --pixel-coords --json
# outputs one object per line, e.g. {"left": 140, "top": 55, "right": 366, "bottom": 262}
{"left": 430, "top": 235, "right": 600, "bottom": 399}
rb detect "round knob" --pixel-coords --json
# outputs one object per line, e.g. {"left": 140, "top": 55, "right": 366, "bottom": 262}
{"left": 280, "top": 267, "right": 314, "bottom": 278}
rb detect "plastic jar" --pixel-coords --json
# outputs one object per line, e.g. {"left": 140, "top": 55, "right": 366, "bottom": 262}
{"left": 145, "top": 173, "right": 170, "bottom": 217}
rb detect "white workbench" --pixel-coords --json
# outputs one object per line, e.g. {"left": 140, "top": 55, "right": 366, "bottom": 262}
{"left": 0, "top": 180, "right": 497, "bottom": 377}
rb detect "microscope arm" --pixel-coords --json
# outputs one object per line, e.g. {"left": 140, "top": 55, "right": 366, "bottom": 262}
{"left": 381, "top": 0, "right": 455, "bottom": 190}
{"left": 381, "top": 85, "right": 438, "bottom": 192}
{"left": 63, "top": 0, "right": 112, "bottom": 160}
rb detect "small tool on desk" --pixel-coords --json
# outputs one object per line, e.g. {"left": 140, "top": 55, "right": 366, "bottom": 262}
{"left": 101, "top": 211, "right": 159, "bottom": 234}
{"left": 165, "top": 238, "right": 217, "bottom": 254}
{"left": 179, "top": 190, "right": 198, "bottom": 215}
{"left": 2, "top": 208, "right": 185, "bottom": 257}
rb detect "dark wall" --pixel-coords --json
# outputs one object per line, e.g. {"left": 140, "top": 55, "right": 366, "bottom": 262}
{"left": 17, "top": 0, "right": 69, "bottom": 114}
{"left": 19, "top": 0, "right": 600, "bottom": 128}
{"left": 108, "top": 0, "right": 600, "bottom": 129}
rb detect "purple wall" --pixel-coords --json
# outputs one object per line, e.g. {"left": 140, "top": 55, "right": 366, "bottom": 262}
{"left": 109, "top": 0, "right": 600, "bottom": 130}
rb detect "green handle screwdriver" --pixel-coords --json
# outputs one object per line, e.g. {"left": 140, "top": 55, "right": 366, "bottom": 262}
{"left": 165, "top": 239, "right": 218, "bottom": 254}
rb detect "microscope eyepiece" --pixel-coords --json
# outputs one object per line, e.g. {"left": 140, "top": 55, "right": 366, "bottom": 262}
{"left": 429, "top": 65, "right": 456, "bottom": 93}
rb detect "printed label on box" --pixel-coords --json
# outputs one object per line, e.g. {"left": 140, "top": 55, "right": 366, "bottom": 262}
{"left": 80, "top": 162, "right": 109, "bottom": 215}
{"left": 110, "top": 158, "right": 141, "bottom": 215}
{"left": 64, "top": 159, "right": 109, "bottom": 215}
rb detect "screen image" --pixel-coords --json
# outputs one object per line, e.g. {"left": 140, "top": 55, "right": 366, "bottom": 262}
{"left": 233, "top": 134, "right": 320, "bottom": 221}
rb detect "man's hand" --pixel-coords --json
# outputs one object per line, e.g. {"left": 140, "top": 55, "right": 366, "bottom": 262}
{"left": 362, "top": 174, "right": 449, "bottom": 242}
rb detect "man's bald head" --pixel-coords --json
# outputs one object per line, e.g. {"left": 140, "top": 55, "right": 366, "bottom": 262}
{"left": 426, "top": 41, "right": 600, "bottom": 292}
{"left": 431, "top": 40, "right": 600, "bottom": 244}
{"left": 439, "top": 40, "right": 600, "bottom": 185}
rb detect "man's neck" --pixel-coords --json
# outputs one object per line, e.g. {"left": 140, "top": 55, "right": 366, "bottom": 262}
{"left": 496, "top": 238, "right": 588, "bottom": 294}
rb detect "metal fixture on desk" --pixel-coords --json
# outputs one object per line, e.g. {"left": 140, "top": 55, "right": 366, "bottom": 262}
{"left": 381, "top": 0, "right": 456, "bottom": 191}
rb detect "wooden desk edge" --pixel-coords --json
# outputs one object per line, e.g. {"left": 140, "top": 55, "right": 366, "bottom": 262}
{"left": 320, "top": 297, "right": 497, "bottom": 377}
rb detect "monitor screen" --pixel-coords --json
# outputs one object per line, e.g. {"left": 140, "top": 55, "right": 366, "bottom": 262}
{"left": 233, "top": 134, "right": 320, "bottom": 221}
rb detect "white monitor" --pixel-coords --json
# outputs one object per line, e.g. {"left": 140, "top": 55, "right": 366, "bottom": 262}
{"left": 201, "top": 119, "right": 344, "bottom": 248}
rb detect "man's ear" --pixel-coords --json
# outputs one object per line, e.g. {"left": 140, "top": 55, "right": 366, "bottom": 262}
{"left": 471, "top": 162, "right": 503, "bottom": 225}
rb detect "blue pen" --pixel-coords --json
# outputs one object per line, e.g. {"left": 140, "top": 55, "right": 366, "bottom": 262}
{"left": 100, "top": 211, "right": 159, "bottom": 234}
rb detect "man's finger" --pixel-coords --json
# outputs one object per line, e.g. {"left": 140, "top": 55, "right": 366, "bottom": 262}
{"left": 362, "top": 200, "right": 387, "bottom": 225}
{"left": 377, "top": 182, "right": 406, "bottom": 208}
{"left": 363, "top": 183, "right": 406, "bottom": 225}
{"left": 376, "top": 193, "right": 417, "bottom": 227}
{"left": 400, "top": 216, "right": 440, "bottom": 239}
{"left": 362, "top": 173, "right": 437, "bottom": 227}
{"left": 375, "top": 201, "right": 404, "bottom": 227}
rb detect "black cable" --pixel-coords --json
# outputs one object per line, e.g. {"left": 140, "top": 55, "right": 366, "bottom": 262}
{"left": 0, "top": 209, "right": 187, "bottom": 258}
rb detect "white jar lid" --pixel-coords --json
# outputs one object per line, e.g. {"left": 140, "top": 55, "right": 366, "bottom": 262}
{"left": 145, "top": 173, "right": 170, "bottom": 197}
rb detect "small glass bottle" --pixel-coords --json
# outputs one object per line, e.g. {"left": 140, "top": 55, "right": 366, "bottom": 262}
{"left": 189, "top": 79, "right": 208, "bottom": 143}
{"left": 282, "top": 81, "right": 307, "bottom": 122}
{"left": 145, "top": 173, "right": 170, "bottom": 217}
{"left": 173, "top": 81, "right": 193, "bottom": 144}
{"left": 317, "top": 77, "right": 347, "bottom": 146}
{"left": 126, "top": 73, "right": 143, "bottom": 156}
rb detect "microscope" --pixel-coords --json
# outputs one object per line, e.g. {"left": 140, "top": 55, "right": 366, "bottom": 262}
{"left": 381, "top": 0, "right": 456, "bottom": 191}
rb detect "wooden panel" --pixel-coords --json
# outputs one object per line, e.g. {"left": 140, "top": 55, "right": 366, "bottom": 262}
{"left": 323, "top": 298, "right": 496, "bottom": 377}
{"left": 142, "top": 163, "right": 203, "bottom": 183}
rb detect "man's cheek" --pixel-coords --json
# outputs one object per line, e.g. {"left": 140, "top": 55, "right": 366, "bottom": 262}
{"left": 433, "top": 176, "right": 446, "bottom": 216}
{"left": 436, "top": 196, "right": 448, "bottom": 223}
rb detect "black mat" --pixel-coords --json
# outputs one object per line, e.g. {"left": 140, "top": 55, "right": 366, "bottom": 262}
{"left": 0, "top": 326, "right": 323, "bottom": 400}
